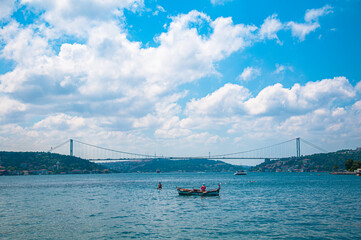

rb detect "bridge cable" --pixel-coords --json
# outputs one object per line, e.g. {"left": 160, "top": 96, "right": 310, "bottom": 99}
{"left": 73, "top": 139, "right": 154, "bottom": 158}
{"left": 209, "top": 138, "right": 297, "bottom": 158}
{"left": 48, "top": 139, "right": 70, "bottom": 153}
{"left": 300, "top": 138, "right": 328, "bottom": 153}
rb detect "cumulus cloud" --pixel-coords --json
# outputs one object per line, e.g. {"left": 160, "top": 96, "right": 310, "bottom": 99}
{"left": 181, "top": 77, "right": 361, "bottom": 154}
{"left": 0, "top": 96, "right": 26, "bottom": 117}
{"left": 0, "top": 0, "right": 16, "bottom": 20}
{"left": 0, "top": 4, "right": 332, "bottom": 126}
{"left": 247, "top": 77, "right": 354, "bottom": 115}
{"left": 0, "top": 9, "right": 259, "bottom": 131}
{"left": 153, "top": 5, "right": 166, "bottom": 16}
{"left": 259, "top": 14, "right": 283, "bottom": 43}
{"left": 287, "top": 5, "right": 333, "bottom": 41}
{"left": 186, "top": 83, "right": 250, "bottom": 116}
{"left": 356, "top": 81, "right": 361, "bottom": 93}
{"left": 0, "top": 1, "right": 355, "bottom": 157}
{"left": 304, "top": 5, "right": 333, "bottom": 22}
{"left": 352, "top": 100, "right": 361, "bottom": 111}
{"left": 287, "top": 21, "right": 320, "bottom": 41}
{"left": 274, "top": 64, "right": 293, "bottom": 74}
{"left": 238, "top": 66, "right": 261, "bottom": 81}
{"left": 133, "top": 93, "right": 185, "bottom": 129}
{"left": 257, "top": 6, "right": 332, "bottom": 43}
{"left": 210, "top": 0, "right": 232, "bottom": 6}
{"left": 20, "top": 0, "right": 144, "bottom": 37}
{"left": 33, "top": 113, "right": 86, "bottom": 131}
{"left": 186, "top": 77, "right": 355, "bottom": 118}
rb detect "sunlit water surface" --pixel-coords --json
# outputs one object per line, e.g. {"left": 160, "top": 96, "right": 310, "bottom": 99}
{"left": 1, "top": 172, "right": 361, "bottom": 239}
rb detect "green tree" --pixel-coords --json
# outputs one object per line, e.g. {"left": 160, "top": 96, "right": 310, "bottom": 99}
{"left": 345, "top": 159, "right": 353, "bottom": 171}
{"left": 351, "top": 161, "right": 361, "bottom": 171}
{"left": 333, "top": 164, "right": 339, "bottom": 172}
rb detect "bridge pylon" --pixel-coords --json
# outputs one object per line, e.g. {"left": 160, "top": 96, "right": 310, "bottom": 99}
{"left": 296, "top": 137, "right": 300, "bottom": 158}
{"left": 70, "top": 139, "right": 73, "bottom": 156}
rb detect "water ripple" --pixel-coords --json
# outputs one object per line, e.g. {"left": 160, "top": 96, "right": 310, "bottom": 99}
{"left": 0, "top": 173, "right": 360, "bottom": 239}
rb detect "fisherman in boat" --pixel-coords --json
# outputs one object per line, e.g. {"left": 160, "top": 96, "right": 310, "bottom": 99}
{"left": 201, "top": 184, "right": 206, "bottom": 192}
{"left": 157, "top": 182, "right": 162, "bottom": 189}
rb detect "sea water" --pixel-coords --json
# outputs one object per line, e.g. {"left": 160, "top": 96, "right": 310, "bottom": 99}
{"left": 1, "top": 172, "right": 361, "bottom": 239}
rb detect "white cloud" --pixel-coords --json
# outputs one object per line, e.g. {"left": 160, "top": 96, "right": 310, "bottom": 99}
{"left": 133, "top": 92, "right": 185, "bottom": 129}
{"left": 245, "top": 77, "right": 355, "bottom": 115}
{"left": 287, "top": 21, "right": 319, "bottom": 41}
{"left": 304, "top": 5, "right": 333, "bottom": 22}
{"left": 33, "top": 113, "right": 86, "bottom": 131}
{"left": 352, "top": 100, "right": 361, "bottom": 111}
{"left": 0, "top": 9, "right": 261, "bottom": 143}
{"left": 210, "top": 0, "right": 232, "bottom": 6}
{"left": 0, "top": 2, "right": 357, "bottom": 157}
{"left": 1, "top": 26, "right": 52, "bottom": 66}
{"left": 153, "top": 5, "right": 166, "bottom": 15}
{"left": 355, "top": 81, "right": 361, "bottom": 93}
{"left": 20, "top": 0, "right": 144, "bottom": 37}
{"left": 0, "top": 6, "right": 331, "bottom": 128}
{"left": 238, "top": 66, "right": 261, "bottom": 81}
{"left": 185, "top": 77, "right": 355, "bottom": 118}
{"left": 180, "top": 78, "right": 361, "bottom": 155}
{"left": 259, "top": 14, "right": 283, "bottom": 43}
{"left": 0, "top": 96, "right": 26, "bottom": 117}
{"left": 186, "top": 83, "right": 250, "bottom": 117}
{"left": 286, "top": 5, "right": 333, "bottom": 41}
{"left": 0, "top": 0, "right": 16, "bottom": 20}
{"left": 154, "top": 116, "right": 191, "bottom": 139}
{"left": 257, "top": 6, "right": 333, "bottom": 43}
{"left": 274, "top": 64, "right": 293, "bottom": 74}
{"left": 139, "top": 10, "right": 258, "bottom": 95}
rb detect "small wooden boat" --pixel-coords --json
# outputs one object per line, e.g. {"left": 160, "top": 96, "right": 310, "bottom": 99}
{"left": 176, "top": 184, "right": 220, "bottom": 196}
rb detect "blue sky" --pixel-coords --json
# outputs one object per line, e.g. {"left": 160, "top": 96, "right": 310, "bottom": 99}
{"left": 0, "top": 0, "right": 360, "bottom": 164}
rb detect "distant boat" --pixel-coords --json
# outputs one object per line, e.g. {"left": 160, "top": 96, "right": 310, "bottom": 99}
{"left": 356, "top": 168, "right": 361, "bottom": 176}
{"left": 234, "top": 170, "right": 247, "bottom": 175}
{"left": 156, "top": 169, "right": 160, "bottom": 173}
{"left": 176, "top": 184, "right": 220, "bottom": 196}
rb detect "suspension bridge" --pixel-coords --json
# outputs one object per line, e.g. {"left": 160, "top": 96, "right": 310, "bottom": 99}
{"left": 48, "top": 137, "right": 328, "bottom": 163}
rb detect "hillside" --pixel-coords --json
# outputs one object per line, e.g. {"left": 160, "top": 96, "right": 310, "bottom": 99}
{"left": 250, "top": 148, "right": 361, "bottom": 172}
{"left": 0, "top": 151, "right": 109, "bottom": 175}
{"left": 101, "top": 158, "right": 247, "bottom": 173}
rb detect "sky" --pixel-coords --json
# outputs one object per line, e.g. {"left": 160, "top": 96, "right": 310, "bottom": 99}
{"left": 0, "top": 0, "right": 361, "bottom": 164}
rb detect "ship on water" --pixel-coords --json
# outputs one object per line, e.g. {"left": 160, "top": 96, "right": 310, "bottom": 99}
{"left": 234, "top": 170, "right": 247, "bottom": 175}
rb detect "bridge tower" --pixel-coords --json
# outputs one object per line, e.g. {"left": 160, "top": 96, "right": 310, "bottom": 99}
{"left": 296, "top": 137, "right": 300, "bottom": 158}
{"left": 70, "top": 139, "right": 74, "bottom": 156}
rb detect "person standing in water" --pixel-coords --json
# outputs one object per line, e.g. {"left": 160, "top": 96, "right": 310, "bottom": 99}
{"left": 157, "top": 182, "right": 162, "bottom": 189}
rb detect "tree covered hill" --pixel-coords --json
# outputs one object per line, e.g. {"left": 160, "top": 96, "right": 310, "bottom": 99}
{"left": 0, "top": 151, "right": 108, "bottom": 175}
{"left": 101, "top": 158, "right": 247, "bottom": 173}
{"left": 250, "top": 148, "right": 361, "bottom": 172}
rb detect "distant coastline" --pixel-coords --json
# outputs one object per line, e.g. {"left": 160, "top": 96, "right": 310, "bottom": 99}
{"left": 1, "top": 147, "right": 361, "bottom": 175}
{"left": 0, "top": 151, "right": 110, "bottom": 176}
{"left": 329, "top": 172, "right": 355, "bottom": 175}
{"left": 250, "top": 148, "right": 361, "bottom": 173}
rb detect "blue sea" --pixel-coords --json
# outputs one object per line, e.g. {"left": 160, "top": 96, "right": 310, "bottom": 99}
{"left": 1, "top": 172, "right": 361, "bottom": 239}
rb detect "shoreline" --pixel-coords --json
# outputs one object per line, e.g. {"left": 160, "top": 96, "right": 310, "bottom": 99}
{"left": 329, "top": 172, "right": 356, "bottom": 175}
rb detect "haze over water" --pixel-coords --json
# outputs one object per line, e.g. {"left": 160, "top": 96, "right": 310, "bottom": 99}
{"left": 1, "top": 172, "right": 361, "bottom": 239}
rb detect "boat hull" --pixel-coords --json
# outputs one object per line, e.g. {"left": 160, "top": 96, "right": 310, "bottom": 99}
{"left": 176, "top": 186, "right": 220, "bottom": 196}
{"left": 234, "top": 170, "right": 247, "bottom": 175}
